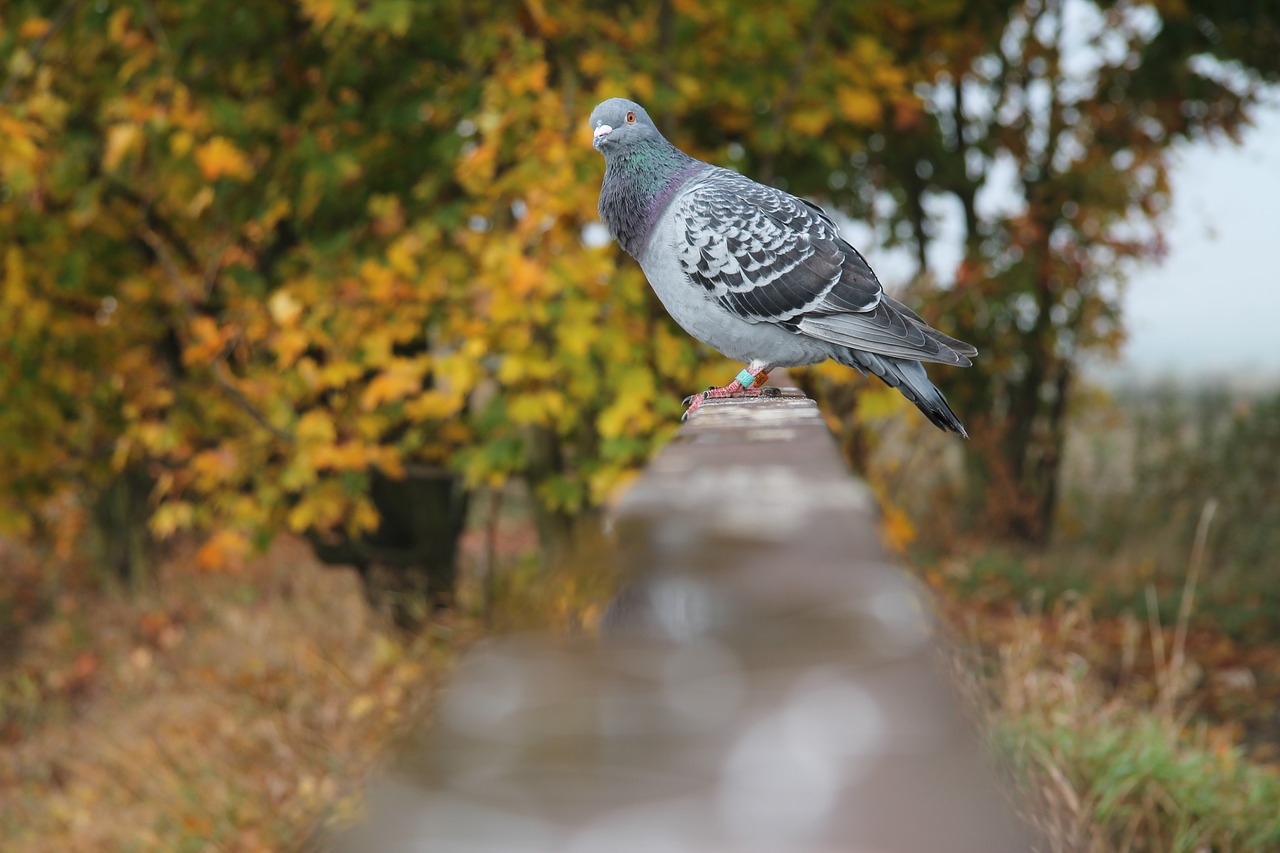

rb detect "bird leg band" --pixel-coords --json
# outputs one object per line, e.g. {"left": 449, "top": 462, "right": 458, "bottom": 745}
{"left": 736, "top": 368, "right": 769, "bottom": 389}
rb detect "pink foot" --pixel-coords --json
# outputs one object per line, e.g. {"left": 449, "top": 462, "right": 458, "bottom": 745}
{"left": 681, "top": 367, "right": 777, "bottom": 421}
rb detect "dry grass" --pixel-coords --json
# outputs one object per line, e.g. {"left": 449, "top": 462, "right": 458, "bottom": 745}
{"left": 935, "top": 573, "right": 1280, "bottom": 853}
{"left": 0, "top": 537, "right": 466, "bottom": 852}
{"left": 865, "top": 382, "right": 1280, "bottom": 850}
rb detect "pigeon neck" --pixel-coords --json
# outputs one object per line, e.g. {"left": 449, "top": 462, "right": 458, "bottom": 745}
{"left": 600, "top": 141, "right": 704, "bottom": 257}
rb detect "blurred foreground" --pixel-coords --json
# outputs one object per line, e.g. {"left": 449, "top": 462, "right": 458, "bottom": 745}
{"left": 1, "top": 381, "right": 1279, "bottom": 852}
{"left": 335, "top": 393, "right": 1024, "bottom": 852}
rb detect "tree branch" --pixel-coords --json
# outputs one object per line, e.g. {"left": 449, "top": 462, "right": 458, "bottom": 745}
{"left": 106, "top": 179, "right": 202, "bottom": 269}
{"left": 953, "top": 74, "right": 982, "bottom": 256}
{"left": 209, "top": 361, "right": 296, "bottom": 444}
{"left": 140, "top": 226, "right": 297, "bottom": 445}
{"left": 760, "top": 4, "right": 831, "bottom": 183}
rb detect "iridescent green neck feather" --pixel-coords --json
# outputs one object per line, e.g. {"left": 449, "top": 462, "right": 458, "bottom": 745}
{"left": 598, "top": 139, "right": 706, "bottom": 258}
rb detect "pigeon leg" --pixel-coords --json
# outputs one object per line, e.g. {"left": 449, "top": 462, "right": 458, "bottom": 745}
{"left": 681, "top": 361, "right": 775, "bottom": 420}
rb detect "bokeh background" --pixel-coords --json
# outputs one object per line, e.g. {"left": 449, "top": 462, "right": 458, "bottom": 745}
{"left": 1, "top": 1, "right": 1278, "bottom": 850}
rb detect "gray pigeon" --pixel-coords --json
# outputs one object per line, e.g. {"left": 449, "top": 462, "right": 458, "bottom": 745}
{"left": 589, "top": 98, "right": 976, "bottom": 437}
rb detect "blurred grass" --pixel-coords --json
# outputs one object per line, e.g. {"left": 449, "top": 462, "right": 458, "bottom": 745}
{"left": 911, "top": 381, "right": 1280, "bottom": 851}
{"left": 946, "top": 597, "right": 1280, "bottom": 852}
{"left": 892, "top": 383, "right": 1280, "bottom": 636}
{"left": 1059, "top": 385, "right": 1280, "bottom": 638}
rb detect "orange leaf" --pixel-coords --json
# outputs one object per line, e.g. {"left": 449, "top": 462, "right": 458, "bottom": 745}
{"left": 20, "top": 17, "right": 52, "bottom": 39}
{"left": 195, "top": 529, "right": 249, "bottom": 572}
{"left": 360, "top": 358, "right": 427, "bottom": 410}
{"left": 195, "top": 136, "right": 253, "bottom": 181}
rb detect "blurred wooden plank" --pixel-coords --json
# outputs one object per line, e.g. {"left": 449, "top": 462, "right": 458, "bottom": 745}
{"left": 336, "top": 392, "right": 1029, "bottom": 852}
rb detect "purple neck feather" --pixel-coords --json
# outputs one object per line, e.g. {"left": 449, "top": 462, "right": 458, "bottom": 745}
{"left": 598, "top": 143, "right": 707, "bottom": 259}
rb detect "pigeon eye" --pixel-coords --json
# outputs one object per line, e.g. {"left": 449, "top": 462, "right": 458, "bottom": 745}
{"left": 626, "top": 111, "right": 637, "bottom": 124}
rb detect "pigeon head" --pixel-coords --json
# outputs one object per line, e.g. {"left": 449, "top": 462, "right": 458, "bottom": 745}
{"left": 591, "top": 97, "right": 704, "bottom": 258}
{"left": 589, "top": 98, "right": 663, "bottom": 156}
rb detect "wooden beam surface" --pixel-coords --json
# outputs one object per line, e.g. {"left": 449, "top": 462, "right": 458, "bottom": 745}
{"left": 335, "top": 392, "right": 1029, "bottom": 852}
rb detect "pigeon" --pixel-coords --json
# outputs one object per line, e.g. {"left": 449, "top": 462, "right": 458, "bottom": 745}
{"left": 589, "top": 97, "right": 976, "bottom": 437}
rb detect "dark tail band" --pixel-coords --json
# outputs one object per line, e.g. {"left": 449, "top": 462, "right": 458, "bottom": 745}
{"left": 835, "top": 350, "right": 969, "bottom": 438}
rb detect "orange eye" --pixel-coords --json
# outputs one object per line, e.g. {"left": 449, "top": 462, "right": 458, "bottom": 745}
{"left": 626, "top": 111, "right": 637, "bottom": 124}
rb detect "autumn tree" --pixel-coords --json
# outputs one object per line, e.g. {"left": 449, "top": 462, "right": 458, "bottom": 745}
{"left": 7, "top": 0, "right": 1271, "bottom": 595}
{"left": 846, "top": 0, "right": 1280, "bottom": 541}
{"left": 0, "top": 0, "right": 921, "bottom": 594}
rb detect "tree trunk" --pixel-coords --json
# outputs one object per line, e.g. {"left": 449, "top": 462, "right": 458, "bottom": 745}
{"left": 523, "top": 423, "right": 588, "bottom": 568}
{"left": 90, "top": 464, "right": 156, "bottom": 585}
{"left": 308, "top": 469, "right": 470, "bottom": 620}
{"left": 963, "top": 357, "right": 1073, "bottom": 545}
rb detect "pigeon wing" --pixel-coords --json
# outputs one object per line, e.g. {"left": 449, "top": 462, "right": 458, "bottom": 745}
{"left": 673, "top": 169, "right": 974, "bottom": 366}
{"left": 673, "top": 169, "right": 882, "bottom": 324}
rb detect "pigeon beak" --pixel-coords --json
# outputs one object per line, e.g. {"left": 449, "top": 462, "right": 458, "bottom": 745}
{"left": 592, "top": 123, "right": 613, "bottom": 148}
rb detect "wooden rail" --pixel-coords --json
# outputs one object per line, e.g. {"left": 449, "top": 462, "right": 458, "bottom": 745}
{"left": 336, "top": 392, "right": 1029, "bottom": 852}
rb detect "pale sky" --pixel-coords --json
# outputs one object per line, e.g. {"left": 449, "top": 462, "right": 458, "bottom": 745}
{"left": 1118, "top": 104, "right": 1280, "bottom": 383}
{"left": 839, "top": 102, "right": 1280, "bottom": 387}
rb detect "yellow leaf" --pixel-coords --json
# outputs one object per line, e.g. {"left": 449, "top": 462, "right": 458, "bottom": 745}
{"left": 404, "top": 390, "right": 461, "bottom": 421}
{"left": 790, "top": 108, "right": 831, "bottom": 137}
{"left": 455, "top": 142, "right": 497, "bottom": 190}
{"left": 318, "top": 361, "right": 363, "bottom": 389}
{"left": 509, "top": 256, "right": 542, "bottom": 297}
{"left": 387, "top": 234, "right": 421, "bottom": 279}
{"left": 857, "top": 386, "right": 907, "bottom": 421}
{"left": 183, "top": 315, "right": 228, "bottom": 365}
{"left": 3, "top": 246, "right": 26, "bottom": 305}
{"left": 361, "top": 358, "right": 427, "bottom": 411}
{"left": 351, "top": 498, "right": 380, "bottom": 533}
{"left": 103, "top": 123, "right": 140, "bottom": 171}
{"left": 280, "top": 457, "right": 319, "bottom": 492}
{"left": 107, "top": 7, "right": 132, "bottom": 42}
{"left": 515, "top": 60, "right": 549, "bottom": 95}
{"left": 837, "top": 88, "right": 882, "bottom": 126}
{"left": 273, "top": 327, "right": 309, "bottom": 367}
{"left": 287, "top": 501, "right": 315, "bottom": 532}
{"left": 195, "top": 136, "right": 253, "bottom": 181}
{"left": 598, "top": 371, "right": 656, "bottom": 439}
{"left": 508, "top": 393, "right": 555, "bottom": 426}
{"left": 169, "top": 130, "right": 194, "bottom": 157}
{"left": 360, "top": 259, "right": 395, "bottom": 301}
{"left": 149, "top": 502, "right": 194, "bottom": 538}
{"left": 192, "top": 447, "right": 238, "bottom": 486}
{"left": 362, "top": 329, "right": 394, "bottom": 367}
{"left": 297, "top": 410, "right": 337, "bottom": 444}
{"left": 297, "top": 0, "right": 339, "bottom": 26}
{"left": 311, "top": 442, "right": 369, "bottom": 471}
{"left": 268, "top": 290, "right": 303, "bottom": 326}
{"left": 579, "top": 50, "right": 607, "bottom": 76}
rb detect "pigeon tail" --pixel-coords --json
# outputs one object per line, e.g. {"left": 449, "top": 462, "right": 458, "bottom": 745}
{"left": 836, "top": 350, "right": 969, "bottom": 438}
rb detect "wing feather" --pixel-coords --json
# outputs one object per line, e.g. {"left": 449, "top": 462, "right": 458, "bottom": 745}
{"left": 673, "top": 168, "right": 975, "bottom": 363}
{"left": 675, "top": 169, "right": 879, "bottom": 323}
